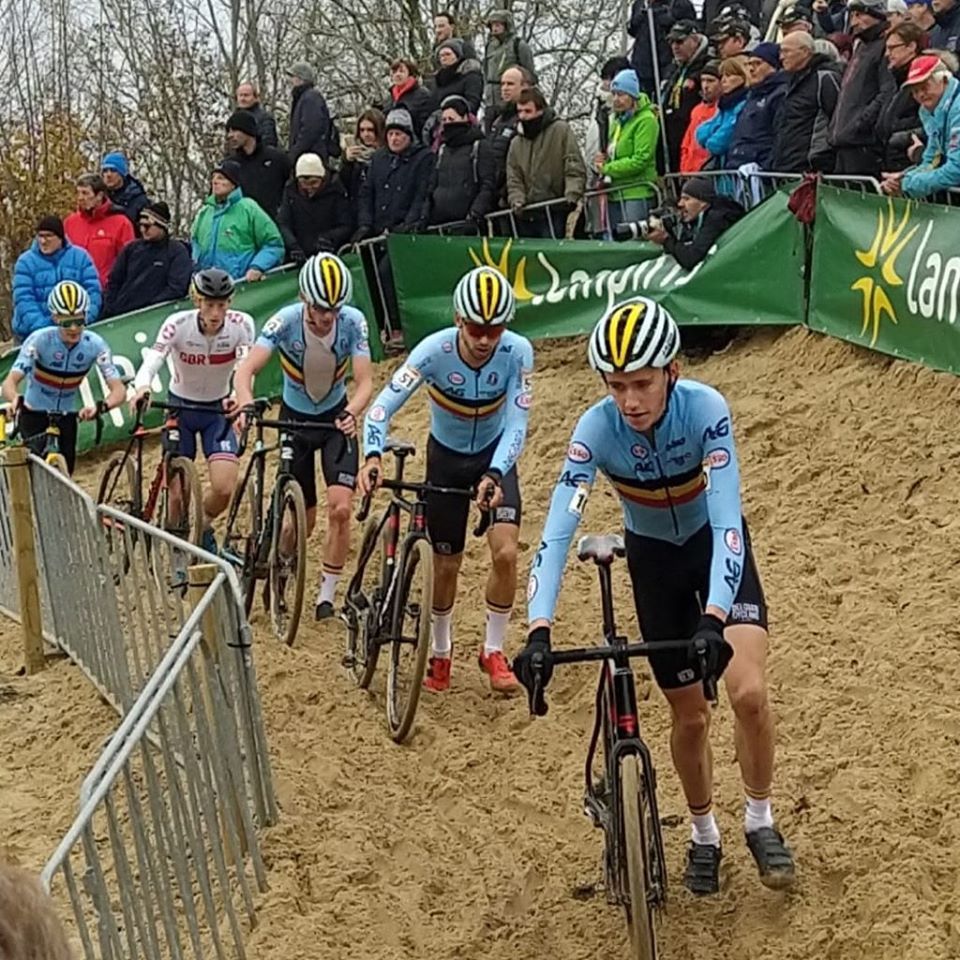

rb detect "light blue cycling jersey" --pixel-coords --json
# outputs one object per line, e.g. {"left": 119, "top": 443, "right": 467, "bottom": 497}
{"left": 528, "top": 379, "right": 745, "bottom": 623}
{"left": 13, "top": 327, "right": 120, "bottom": 413}
{"left": 363, "top": 327, "right": 534, "bottom": 476}
{"left": 255, "top": 303, "right": 371, "bottom": 415}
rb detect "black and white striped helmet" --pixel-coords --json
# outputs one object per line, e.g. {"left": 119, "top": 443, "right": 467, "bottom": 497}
{"left": 588, "top": 297, "right": 680, "bottom": 374}
{"left": 453, "top": 266, "right": 515, "bottom": 325}
{"left": 47, "top": 280, "right": 90, "bottom": 318}
{"left": 299, "top": 253, "right": 353, "bottom": 309}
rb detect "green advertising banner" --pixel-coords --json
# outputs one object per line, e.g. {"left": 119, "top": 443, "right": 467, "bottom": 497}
{"left": 0, "top": 254, "right": 380, "bottom": 453}
{"left": 809, "top": 185, "right": 960, "bottom": 373}
{"left": 389, "top": 189, "right": 806, "bottom": 345}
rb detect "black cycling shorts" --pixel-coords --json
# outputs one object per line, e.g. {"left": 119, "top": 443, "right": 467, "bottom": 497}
{"left": 625, "top": 520, "right": 767, "bottom": 690}
{"left": 20, "top": 407, "right": 78, "bottom": 474}
{"left": 425, "top": 435, "right": 521, "bottom": 556}
{"left": 280, "top": 402, "right": 358, "bottom": 509}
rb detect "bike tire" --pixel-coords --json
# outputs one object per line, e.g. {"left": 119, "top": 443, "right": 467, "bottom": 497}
{"left": 620, "top": 755, "right": 657, "bottom": 960}
{"left": 269, "top": 479, "right": 307, "bottom": 647}
{"left": 95, "top": 454, "right": 138, "bottom": 575}
{"left": 386, "top": 538, "right": 433, "bottom": 743}
{"left": 344, "top": 514, "right": 387, "bottom": 689}
{"left": 160, "top": 456, "right": 204, "bottom": 545}
{"left": 225, "top": 470, "right": 263, "bottom": 618}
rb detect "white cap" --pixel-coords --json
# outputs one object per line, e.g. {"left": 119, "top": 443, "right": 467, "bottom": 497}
{"left": 888, "top": 0, "right": 907, "bottom": 12}
{"left": 295, "top": 153, "right": 326, "bottom": 178}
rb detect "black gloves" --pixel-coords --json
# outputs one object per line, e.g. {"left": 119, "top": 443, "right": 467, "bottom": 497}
{"left": 513, "top": 625, "right": 553, "bottom": 716}
{"left": 289, "top": 248, "right": 307, "bottom": 266}
{"left": 690, "top": 613, "right": 734, "bottom": 701}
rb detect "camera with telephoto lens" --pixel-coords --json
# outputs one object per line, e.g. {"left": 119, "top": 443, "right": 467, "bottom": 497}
{"left": 613, "top": 206, "right": 680, "bottom": 242}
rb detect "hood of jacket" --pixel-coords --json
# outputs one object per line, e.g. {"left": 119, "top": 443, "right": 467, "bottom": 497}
{"left": 487, "top": 9, "right": 515, "bottom": 35}
{"left": 205, "top": 186, "right": 243, "bottom": 209}
{"left": 707, "top": 194, "right": 746, "bottom": 225}
{"left": 520, "top": 106, "right": 557, "bottom": 137}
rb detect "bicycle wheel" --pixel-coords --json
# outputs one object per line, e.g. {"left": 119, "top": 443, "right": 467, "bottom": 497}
{"left": 96, "top": 454, "right": 138, "bottom": 573}
{"left": 224, "top": 470, "right": 263, "bottom": 618}
{"left": 268, "top": 478, "right": 307, "bottom": 646}
{"left": 386, "top": 538, "right": 433, "bottom": 743}
{"left": 160, "top": 456, "right": 204, "bottom": 545}
{"left": 344, "top": 514, "right": 387, "bottom": 689}
{"left": 620, "top": 755, "right": 657, "bottom": 960}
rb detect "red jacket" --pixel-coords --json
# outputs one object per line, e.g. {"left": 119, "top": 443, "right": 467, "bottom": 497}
{"left": 64, "top": 199, "right": 135, "bottom": 286}
{"left": 680, "top": 101, "right": 718, "bottom": 174}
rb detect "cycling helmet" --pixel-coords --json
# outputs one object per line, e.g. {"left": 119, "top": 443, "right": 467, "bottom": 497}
{"left": 453, "top": 266, "right": 515, "bottom": 325}
{"left": 47, "top": 280, "right": 90, "bottom": 318}
{"left": 588, "top": 297, "right": 680, "bottom": 374}
{"left": 299, "top": 253, "right": 352, "bottom": 309}
{"left": 192, "top": 268, "right": 235, "bottom": 299}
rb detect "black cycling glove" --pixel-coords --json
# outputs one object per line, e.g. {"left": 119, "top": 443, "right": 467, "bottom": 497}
{"left": 513, "top": 626, "right": 553, "bottom": 716}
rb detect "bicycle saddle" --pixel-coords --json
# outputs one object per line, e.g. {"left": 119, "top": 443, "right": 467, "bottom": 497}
{"left": 576, "top": 534, "right": 626, "bottom": 564}
{"left": 385, "top": 437, "right": 416, "bottom": 456}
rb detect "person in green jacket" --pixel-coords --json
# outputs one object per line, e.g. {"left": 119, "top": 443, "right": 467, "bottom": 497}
{"left": 592, "top": 68, "right": 660, "bottom": 233}
{"left": 191, "top": 160, "right": 284, "bottom": 282}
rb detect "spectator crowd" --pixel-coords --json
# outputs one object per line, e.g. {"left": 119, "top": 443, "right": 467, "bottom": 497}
{"left": 12, "top": 0, "right": 960, "bottom": 343}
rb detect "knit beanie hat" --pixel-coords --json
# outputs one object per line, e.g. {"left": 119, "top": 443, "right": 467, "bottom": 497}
{"left": 288, "top": 62, "right": 316, "bottom": 84}
{"left": 701, "top": 59, "right": 722, "bottom": 79}
{"left": 438, "top": 39, "right": 465, "bottom": 60}
{"left": 681, "top": 177, "right": 717, "bottom": 203}
{"left": 36, "top": 215, "right": 65, "bottom": 240}
{"left": 748, "top": 42, "right": 782, "bottom": 69}
{"left": 295, "top": 153, "right": 327, "bottom": 177}
{"left": 101, "top": 151, "right": 129, "bottom": 177}
{"left": 140, "top": 201, "right": 171, "bottom": 230}
{"left": 385, "top": 109, "right": 415, "bottom": 136}
{"left": 226, "top": 109, "right": 259, "bottom": 138}
{"left": 213, "top": 159, "right": 242, "bottom": 186}
{"left": 440, "top": 95, "right": 471, "bottom": 117}
{"left": 610, "top": 68, "right": 641, "bottom": 99}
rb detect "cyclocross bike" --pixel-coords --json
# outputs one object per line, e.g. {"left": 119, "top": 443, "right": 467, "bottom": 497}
{"left": 221, "top": 400, "right": 351, "bottom": 648}
{"left": 524, "top": 534, "right": 728, "bottom": 960}
{"left": 344, "top": 438, "right": 491, "bottom": 743}
{"left": 3, "top": 406, "right": 104, "bottom": 476}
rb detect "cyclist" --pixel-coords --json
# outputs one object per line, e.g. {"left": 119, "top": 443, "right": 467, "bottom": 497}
{"left": 514, "top": 297, "right": 795, "bottom": 895}
{"left": 357, "top": 266, "right": 534, "bottom": 695}
{"left": 1, "top": 280, "right": 125, "bottom": 474}
{"left": 130, "top": 268, "right": 255, "bottom": 553}
{"left": 233, "top": 253, "right": 373, "bottom": 620}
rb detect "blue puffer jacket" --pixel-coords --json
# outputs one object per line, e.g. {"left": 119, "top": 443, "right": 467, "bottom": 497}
{"left": 696, "top": 88, "right": 749, "bottom": 167}
{"left": 12, "top": 240, "right": 102, "bottom": 341}
{"left": 903, "top": 76, "right": 960, "bottom": 199}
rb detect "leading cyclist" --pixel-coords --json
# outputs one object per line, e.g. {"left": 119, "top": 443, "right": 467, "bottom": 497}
{"left": 130, "top": 268, "right": 255, "bottom": 553}
{"left": 514, "top": 297, "right": 795, "bottom": 895}
{"left": 1, "top": 280, "right": 125, "bottom": 473}
{"left": 357, "top": 266, "right": 534, "bottom": 695}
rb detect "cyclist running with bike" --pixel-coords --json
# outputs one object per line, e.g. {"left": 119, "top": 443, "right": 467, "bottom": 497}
{"left": 357, "top": 266, "right": 534, "bottom": 695}
{"left": 514, "top": 297, "right": 795, "bottom": 895}
{"left": 233, "top": 253, "right": 373, "bottom": 620}
{"left": 130, "top": 268, "right": 255, "bottom": 553}
{"left": 1, "top": 280, "right": 125, "bottom": 474}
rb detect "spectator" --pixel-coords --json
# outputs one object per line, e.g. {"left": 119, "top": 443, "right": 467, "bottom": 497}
{"left": 236, "top": 81, "right": 279, "bottom": 146}
{"left": 906, "top": 0, "right": 938, "bottom": 30}
{"left": 486, "top": 65, "right": 534, "bottom": 209}
{"left": 593, "top": 69, "right": 660, "bottom": 229}
{"left": 585, "top": 57, "right": 632, "bottom": 233}
{"left": 432, "top": 11, "right": 478, "bottom": 65}
{"left": 225, "top": 109, "right": 291, "bottom": 220}
{"left": 681, "top": 61, "right": 722, "bottom": 172}
{"left": 287, "top": 62, "right": 339, "bottom": 164}
{"left": 431, "top": 40, "right": 485, "bottom": 116}
{"left": 707, "top": 0, "right": 763, "bottom": 27}
{"left": 191, "top": 160, "right": 284, "bottom": 281}
{"left": 64, "top": 173, "right": 135, "bottom": 287}
{"left": 888, "top": 0, "right": 910, "bottom": 24}
{"left": 0, "top": 862, "right": 73, "bottom": 960}
{"left": 627, "top": 0, "right": 696, "bottom": 99}
{"left": 506, "top": 87, "right": 587, "bottom": 237}
{"left": 12, "top": 216, "right": 101, "bottom": 341}
{"left": 278, "top": 153, "right": 354, "bottom": 261}
{"left": 695, "top": 56, "right": 750, "bottom": 167}
{"left": 483, "top": 10, "right": 536, "bottom": 112}
{"left": 384, "top": 59, "right": 437, "bottom": 142}
{"left": 779, "top": 5, "right": 816, "bottom": 33}
{"left": 713, "top": 19, "right": 753, "bottom": 59}
{"left": 727, "top": 43, "right": 788, "bottom": 168}
{"left": 814, "top": 37, "right": 846, "bottom": 62}
{"left": 428, "top": 96, "right": 497, "bottom": 230}
{"left": 772, "top": 31, "right": 842, "bottom": 171}
{"left": 660, "top": 21, "right": 711, "bottom": 172}
{"left": 341, "top": 109, "right": 386, "bottom": 204}
{"left": 103, "top": 201, "right": 192, "bottom": 317}
{"left": 100, "top": 152, "right": 150, "bottom": 226}
{"left": 930, "top": 0, "right": 960, "bottom": 52}
{"left": 882, "top": 55, "right": 960, "bottom": 196}
{"left": 826, "top": 31, "right": 856, "bottom": 60}
{"left": 812, "top": 0, "right": 848, "bottom": 34}
{"left": 877, "top": 21, "right": 926, "bottom": 170}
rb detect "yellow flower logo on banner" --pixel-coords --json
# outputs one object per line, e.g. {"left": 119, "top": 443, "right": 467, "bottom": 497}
{"left": 468, "top": 238, "right": 534, "bottom": 301}
{"left": 851, "top": 198, "right": 918, "bottom": 347}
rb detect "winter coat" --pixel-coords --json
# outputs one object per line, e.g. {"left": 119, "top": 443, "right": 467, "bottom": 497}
{"left": 340, "top": 151, "right": 376, "bottom": 205}
{"left": 483, "top": 11, "right": 536, "bottom": 108}
{"left": 107, "top": 175, "right": 150, "bottom": 226}
{"left": 930, "top": 3, "right": 960, "bottom": 56}
{"left": 277, "top": 177, "right": 354, "bottom": 257}
{"left": 486, "top": 102, "right": 522, "bottom": 203}
{"left": 628, "top": 0, "right": 697, "bottom": 87}
{"left": 12, "top": 240, "right": 102, "bottom": 340}
{"left": 876, "top": 63, "right": 922, "bottom": 172}
{"left": 191, "top": 188, "right": 284, "bottom": 277}
{"left": 64, "top": 198, "right": 136, "bottom": 287}
{"left": 246, "top": 103, "right": 279, "bottom": 147}
{"left": 102, "top": 237, "right": 193, "bottom": 318}
{"left": 660, "top": 40, "right": 712, "bottom": 172}
{"left": 289, "top": 83, "right": 338, "bottom": 162}
{"left": 601, "top": 97, "right": 660, "bottom": 200}
{"left": 429, "top": 58, "right": 485, "bottom": 115}
{"left": 384, "top": 82, "right": 437, "bottom": 141}
{"left": 662, "top": 196, "right": 745, "bottom": 270}
{"left": 771, "top": 54, "right": 842, "bottom": 172}
{"left": 231, "top": 142, "right": 291, "bottom": 220}
{"left": 357, "top": 143, "right": 436, "bottom": 234}
{"left": 680, "top": 101, "right": 718, "bottom": 173}
{"left": 696, "top": 87, "right": 748, "bottom": 167}
{"left": 829, "top": 22, "right": 896, "bottom": 151}
{"left": 903, "top": 76, "right": 960, "bottom": 199}
{"left": 428, "top": 125, "right": 497, "bottom": 225}
{"left": 506, "top": 109, "right": 587, "bottom": 207}
{"left": 727, "top": 71, "right": 788, "bottom": 168}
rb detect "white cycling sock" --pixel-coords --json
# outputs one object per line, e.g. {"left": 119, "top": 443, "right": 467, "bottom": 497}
{"left": 483, "top": 609, "right": 511, "bottom": 655}
{"left": 691, "top": 812, "right": 721, "bottom": 848}
{"left": 317, "top": 572, "right": 339, "bottom": 606}
{"left": 744, "top": 796, "right": 774, "bottom": 833}
{"left": 432, "top": 610, "right": 453, "bottom": 657}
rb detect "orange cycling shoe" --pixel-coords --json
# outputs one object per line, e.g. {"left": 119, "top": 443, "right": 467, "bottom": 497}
{"left": 424, "top": 656, "right": 452, "bottom": 693}
{"left": 478, "top": 648, "right": 521, "bottom": 695}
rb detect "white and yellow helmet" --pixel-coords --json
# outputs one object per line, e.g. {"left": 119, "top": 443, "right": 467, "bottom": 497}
{"left": 588, "top": 297, "right": 680, "bottom": 374}
{"left": 299, "top": 253, "right": 353, "bottom": 309}
{"left": 453, "top": 266, "right": 516, "bottom": 326}
{"left": 47, "top": 280, "right": 90, "bottom": 319}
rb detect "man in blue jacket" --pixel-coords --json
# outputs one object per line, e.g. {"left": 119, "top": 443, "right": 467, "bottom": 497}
{"left": 101, "top": 151, "right": 151, "bottom": 226}
{"left": 12, "top": 216, "right": 101, "bottom": 342}
{"left": 727, "top": 43, "right": 788, "bottom": 169}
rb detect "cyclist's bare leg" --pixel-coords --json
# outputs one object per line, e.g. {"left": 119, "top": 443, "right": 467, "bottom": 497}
{"left": 315, "top": 486, "right": 352, "bottom": 607}
{"left": 662, "top": 683, "right": 715, "bottom": 837}
{"left": 204, "top": 459, "right": 238, "bottom": 526}
{"left": 483, "top": 522, "right": 518, "bottom": 652}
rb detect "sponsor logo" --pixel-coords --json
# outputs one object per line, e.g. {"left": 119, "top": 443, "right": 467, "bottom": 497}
{"left": 705, "top": 448, "right": 730, "bottom": 469}
{"left": 669, "top": 453, "right": 691, "bottom": 466}
{"left": 666, "top": 436, "right": 685, "bottom": 450}
{"left": 435, "top": 541, "right": 453, "bottom": 555}
{"left": 368, "top": 404, "right": 386, "bottom": 422}
{"left": 75, "top": 353, "right": 84, "bottom": 362}
{"left": 160, "top": 324, "right": 176, "bottom": 340}
{"left": 634, "top": 461, "right": 655, "bottom": 475}
{"left": 731, "top": 602, "right": 760, "bottom": 622}
{"left": 54, "top": 351, "right": 64, "bottom": 361}
{"left": 527, "top": 575, "right": 538, "bottom": 600}
{"left": 292, "top": 341, "right": 304, "bottom": 352}
{"left": 516, "top": 392, "right": 532, "bottom": 410}
{"left": 262, "top": 315, "right": 283, "bottom": 336}
{"left": 677, "top": 668, "right": 695, "bottom": 684}
{"left": 487, "top": 371, "right": 499, "bottom": 385}
{"left": 559, "top": 470, "right": 590, "bottom": 487}
{"left": 567, "top": 441, "right": 592, "bottom": 463}
{"left": 337, "top": 472, "right": 356, "bottom": 485}
{"left": 724, "top": 528, "right": 742, "bottom": 555}
{"left": 447, "top": 371, "right": 466, "bottom": 386}
{"left": 441, "top": 339, "right": 454, "bottom": 352}
{"left": 723, "top": 557, "right": 742, "bottom": 593}
{"left": 495, "top": 506, "right": 517, "bottom": 522}
{"left": 631, "top": 443, "right": 648, "bottom": 459}
{"left": 702, "top": 416, "right": 729, "bottom": 443}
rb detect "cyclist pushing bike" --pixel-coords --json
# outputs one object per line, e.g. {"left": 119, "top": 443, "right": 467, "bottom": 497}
{"left": 130, "top": 268, "right": 255, "bottom": 553}
{"left": 514, "top": 297, "right": 795, "bottom": 895}
{"left": 233, "top": 253, "right": 374, "bottom": 620}
{"left": 357, "top": 266, "right": 534, "bottom": 696}
{"left": 1, "top": 280, "right": 125, "bottom": 474}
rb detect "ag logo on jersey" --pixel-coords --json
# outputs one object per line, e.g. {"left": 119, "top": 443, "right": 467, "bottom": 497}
{"left": 724, "top": 528, "right": 742, "bottom": 555}
{"left": 567, "top": 441, "right": 592, "bottom": 463}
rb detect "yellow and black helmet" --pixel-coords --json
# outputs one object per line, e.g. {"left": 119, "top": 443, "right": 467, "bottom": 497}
{"left": 453, "top": 266, "right": 515, "bottom": 326}
{"left": 588, "top": 297, "right": 680, "bottom": 374}
{"left": 299, "top": 253, "right": 353, "bottom": 309}
{"left": 47, "top": 280, "right": 90, "bottom": 319}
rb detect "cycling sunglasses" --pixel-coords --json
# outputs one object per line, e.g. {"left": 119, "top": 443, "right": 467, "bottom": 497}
{"left": 463, "top": 321, "right": 504, "bottom": 337}
{"left": 57, "top": 317, "right": 87, "bottom": 329}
